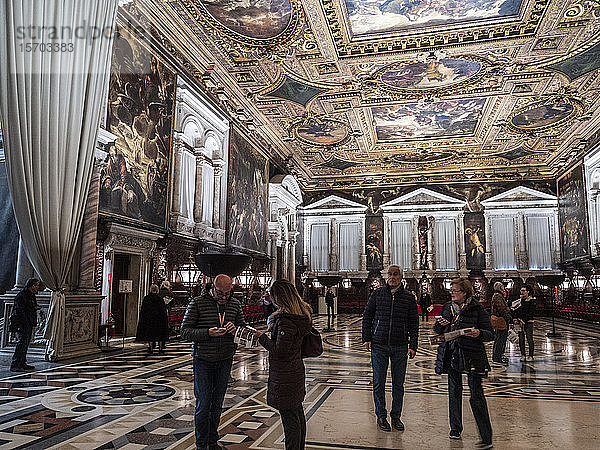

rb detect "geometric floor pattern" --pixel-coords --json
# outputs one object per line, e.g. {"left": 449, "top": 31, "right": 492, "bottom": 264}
{"left": 0, "top": 315, "right": 599, "bottom": 449}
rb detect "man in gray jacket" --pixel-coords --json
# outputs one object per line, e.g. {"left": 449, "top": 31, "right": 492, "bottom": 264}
{"left": 181, "top": 274, "right": 246, "bottom": 450}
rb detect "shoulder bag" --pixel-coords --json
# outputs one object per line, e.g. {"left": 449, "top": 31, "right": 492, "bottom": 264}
{"left": 301, "top": 326, "right": 323, "bottom": 358}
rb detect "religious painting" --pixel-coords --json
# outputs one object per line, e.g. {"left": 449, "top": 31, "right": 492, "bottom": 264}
{"left": 378, "top": 58, "right": 482, "bottom": 91}
{"left": 418, "top": 216, "right": 434, "bottom": 270}
{"left": 546, "top": 41, "right": 600, "bottom": 81}
{"left": 294, "top": 117, "right": 350, "bottom": 146}
{"left": 343, "top": 0, "right": 523, "bottom": 37}
{"left": 509, "top": 101, "right": 576, "bottom": 131}
{"left": 464, "top": 212, "right": 486, "bottom": 270}
{"left": 186, "top": 0, "right": 293, "bottom": 40}
{"left": 261, "top": 75, "right": 327, "bottom": 107}
{"left": 102, "top": 28, "right": 176, "bottom": 228}
{"left": 557, "top": 164, "right": 590, "bottom": 261}
{"left": 495, "top": 146, "right": 532, "bottom": 161}
{"left": 365, "top": 215, "right": 384, "bottom": 270}
{"left": 228, "top": 129, "right": 268, "bottom": 254}
{"left": 373, "top": 98, "right": 486, "bottom": 141}
{"left": 320, "top": 157, "right": 359, "bottom": 171}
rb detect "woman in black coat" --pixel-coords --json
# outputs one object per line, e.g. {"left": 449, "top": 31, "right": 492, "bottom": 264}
{"left": 255, "top": 280, "right": 312, "bottom": 450}
{"left": 136, "top": 284, "right": 169, "bottom": 354}
{"left": 433, "top": 278, "right": 494, "bottom": 449}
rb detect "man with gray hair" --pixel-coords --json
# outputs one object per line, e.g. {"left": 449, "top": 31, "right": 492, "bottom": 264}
{"left": 362, "top": 265, "right": 419, "bottom": 432}
{"left": 181, "top": 274, "right": 246, "bottom": 450}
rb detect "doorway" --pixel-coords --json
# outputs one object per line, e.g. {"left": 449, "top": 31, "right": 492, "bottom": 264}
{"left": 110, "top": 253, "right": 141, "bottom": 337}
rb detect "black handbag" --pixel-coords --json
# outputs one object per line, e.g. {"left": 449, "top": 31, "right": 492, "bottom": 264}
{"left": 301, "top": 326, "right": 323, "bottom": 358}
{"left": 8, "top": 312, "right": 21, "bottom": 333}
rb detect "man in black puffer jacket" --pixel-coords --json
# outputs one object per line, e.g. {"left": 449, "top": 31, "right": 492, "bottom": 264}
{"left": 362, "top": 265, "right": 419, "bottom": 433}
{"left": 181, "top": 274, "right": 246, "bottom": 450}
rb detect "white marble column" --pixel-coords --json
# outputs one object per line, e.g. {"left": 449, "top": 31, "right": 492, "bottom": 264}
{"left": 213, "top": 165, "right": 222, "bottom": 228}
{"left": 193, "top": 151, "right": 205, "bottom": 224}
{"left": 13, "top": 238, "right": 36, "bottom": 290}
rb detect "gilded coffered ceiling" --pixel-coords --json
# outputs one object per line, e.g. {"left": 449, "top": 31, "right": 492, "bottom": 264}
{"left": 122, "top": 0, "right": 600, "bottom": 191}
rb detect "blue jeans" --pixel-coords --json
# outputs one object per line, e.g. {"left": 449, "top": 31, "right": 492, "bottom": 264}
{"left": 371, "top": 343, "right": 408, "bottom": 418}
{"left": 193, "top": 357, "right": 233, "bottom": 449}
{"left": 448, "top": 367, "right": 492, "bottom": 444}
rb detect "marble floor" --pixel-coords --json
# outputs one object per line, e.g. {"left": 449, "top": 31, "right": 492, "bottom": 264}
{"left": 0, "top": 316, "right": 599, "bottom": 449}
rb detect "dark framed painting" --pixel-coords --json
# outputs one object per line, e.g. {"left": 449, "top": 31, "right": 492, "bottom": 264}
{"left": 557, "top": 164, "right": 590, "bottom": 261}
{"left": 102, "top": 26, "right": 176, "bottom": 229}
{"left": 227, "top": 129, "right": 269, "bottom": 254}
{"left": 464, "top": 212, "right": 486, "bottom": 270}
{"left": 365, "top": 215, "right": 384, "bottom": 270}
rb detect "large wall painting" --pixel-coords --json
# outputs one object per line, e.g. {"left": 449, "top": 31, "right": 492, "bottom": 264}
{"left": 464, "top": 212, "right": 486, "bottom": 270}
{"left": 343, "top": 0, "right": 524, "bottom": 37}
{"left": 228, "top": 129, "right": 269, "bottom": 254}
{"left": 102, "top": 28, "right": 176, "bottom": 228}
{"left": 373, "top": 98, "right": 486, "bottom": 141}
{"left": 365, "top": 215, "right": 384, "bottom": 270}
{"left": 378, "top": 58, "right": 482, "bottom": 91}
{"left": 557, "top": 164, "right": 590, "bottom": 261}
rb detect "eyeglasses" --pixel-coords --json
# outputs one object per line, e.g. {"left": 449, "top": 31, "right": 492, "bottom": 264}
{"left": 213, "top": 288, "right": 230, "bottom": 298}
{"left": 387, "top": 271, "right": 401, "bottom": 276}
{"left": 449, "top": 289, "right": 463, "bottom": 294}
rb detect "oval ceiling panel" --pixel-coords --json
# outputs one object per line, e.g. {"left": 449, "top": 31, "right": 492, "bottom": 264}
{"left": 511, "top": 102, "right": 575, "bottom": 130}
{"left": 200, "top": 0, "right": 293, "bottom": 40}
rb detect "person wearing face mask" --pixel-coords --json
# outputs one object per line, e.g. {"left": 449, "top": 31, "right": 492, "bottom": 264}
{"left": 362, "top": 265, "right": 419, "bottom": 433}
{"left": 181, "top": 274, "right": 246, "bottom": 450}
{"left": 434, "top": 278, "right": 494, "bottom": 449}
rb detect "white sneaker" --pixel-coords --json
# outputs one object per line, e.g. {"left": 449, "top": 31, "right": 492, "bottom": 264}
{"left": 526, "top": 356, "right": 534, "bottom": 361}
{"left": 520, "top": 355, "right": 526, "bottom": 361}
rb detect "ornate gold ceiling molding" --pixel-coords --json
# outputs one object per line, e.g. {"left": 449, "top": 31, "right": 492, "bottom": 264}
{"left": 288, "top": 114, "right": 353, "bottom": 148}
{"left": 321, "top": 0, "right": 551, "bottom": 58}
{"left": 505, "top": 90, "right": 584, "bottom": 134}
{"left": 173, "top": 0, "right": 319, "bottom": 62}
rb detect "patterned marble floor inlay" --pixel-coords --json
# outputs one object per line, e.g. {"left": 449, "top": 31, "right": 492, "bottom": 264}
{"left": 0, "top": 315, "right": 598, "bottom": 449}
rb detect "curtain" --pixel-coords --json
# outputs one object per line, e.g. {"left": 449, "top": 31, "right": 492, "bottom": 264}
{"left": 0, "top": 1, "right": 119, "bottom": 359}
{"left": 201, "top": 164, "right": 214, "bottom": 224}
{"left": 527, "top": 216, "right": 552, "bottom": 270}
{"left": 492, "top": 217, "right": 517, "bottom": 270}
{"left": 391, "top": 221, "right": 412, "bottom": 270}
{"left": 435, "top": 219, "right": 457, "bottom": 270}
{"left": 179, "top": 150, "right": 196, "bottom": 219}
{"left": 310, "top": 223, "right": 329, "bottom": 271}
{"left": 339, "top": 222, "right": 359, "bottom": 271}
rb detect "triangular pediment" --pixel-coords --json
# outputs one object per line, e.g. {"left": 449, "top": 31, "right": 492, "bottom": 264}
{"left": 304, "top": 195, "right": 366, "bottom": 210}
{"left": 381, "top": 188, "right": 465, "bottom": 209}
{"left": 482, "top": 186, "right": 557, "bottom": 206}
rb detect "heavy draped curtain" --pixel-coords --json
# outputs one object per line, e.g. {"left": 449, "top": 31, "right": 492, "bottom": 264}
{"left": 310, "top": 223, "right": 329, "bottom": 272}
{"left": 338, "top": 222, "right": 359, "bottom": 271}
{"left": 434, "top": 219, "right": 457, "bottom": 270}
{"left": 492, "top": 217, "right": 517, "bottom": 270}
{"left": 527, "top": 216, "right": 552, "bottom": 270}
{"left": 0, "top": 1, "right": 118, "bottom": 359}
{"left": 179, "top": 150, "right": 196, "bottom": 220}
{"left": 391, "top": 221, "right": 412, "bottom": 270}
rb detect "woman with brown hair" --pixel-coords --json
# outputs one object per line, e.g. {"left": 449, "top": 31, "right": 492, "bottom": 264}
{"left": 254, "top": 279, "right": 313, "bottom": 450}
{"left": 434, "top": 278, "right": 494, "bottom": 449}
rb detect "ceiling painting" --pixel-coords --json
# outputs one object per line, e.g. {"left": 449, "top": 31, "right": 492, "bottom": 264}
{"left": 373, "top": 98, "right": 486, "bottom": 141}
{"left": 544, "top": 41, "right": 600, "bottom": 81}
{"left": 291, "top": 116, "right": 351, "bottom": 146}
{"left": 123, "top": 0, "right": 600, "bottom": 190}
{"left": 179, "top": 0, "right": 298, "bottom": 43}
{"left": 507, "top": 93, "right": 583, "bottom": 133}
{"left": 378, "top": 57, "right": 482, "bottom": 91}
{"left": 343, "top": 0, "right": 524, "bottom": 37}
{"left": 258, "top": 74, "right": 329, "bottom": 107}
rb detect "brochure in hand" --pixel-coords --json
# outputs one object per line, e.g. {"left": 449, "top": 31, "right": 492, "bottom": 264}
{"left": 234, "top": 325, "right": 260, "bottom": 348}
{"left": 428, "top": 327, "right": 476, "bottom": 345}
